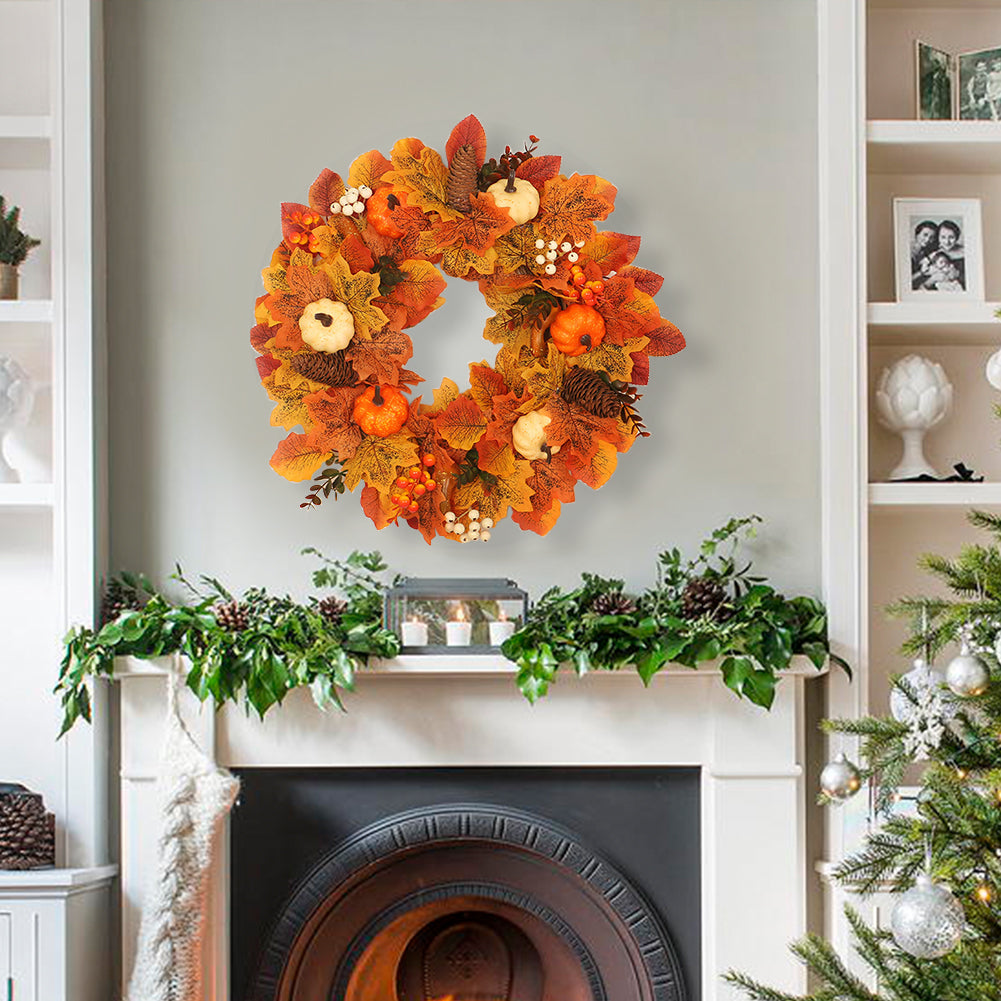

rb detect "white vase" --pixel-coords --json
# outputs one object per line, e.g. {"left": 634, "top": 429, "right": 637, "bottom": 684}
{"left": 2, "top": 384, "right": 50, "bottom": 482}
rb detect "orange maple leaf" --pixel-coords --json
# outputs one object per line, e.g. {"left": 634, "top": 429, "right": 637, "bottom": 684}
{"left": 346, "top": 328, "right": 414, "bottom": 386}
{"left": 453, "top": 459, "right": 535, "bottom": 522}
{"left": 348, "top": 149, "right": 393, "bottom": 192}
{"left": 342, "top": 431, "right": 419, "bottom": 493}
{"left": 521, "top": 345, "right": 567, "bottom": 408}
{"left": 339, "top": 235, "right": 376, "bottom": 274}
{"left": 271, "top": 259, "right": 335, "bottom": 322}
{"left": 360, "top": 484, "right": 398, "bottom": 530}
{"left": 512, "top": 498, "right": 563, "bottom": 536}
{"left": 468, "top": 364, "right": 509, "bottom": 412}
{"left": 476, "top": 436, "right": 517, "bottom": 478}
{"left": 322, "top": 253, "right": 388, "bottom": 340}
{"left": 543, "top": 394, "right": 621, "bottom": 471}
{"left": 305, "top": 386, "right": 365, "bottom": 462}
{"left": 270, "top": 432, "right": 327, "bottom": 483}
{"left": 429, "top": 191, "right": 515, "bottom": 256}
{"left": 582, "top": 232, "right": 641, "bottom": 273}
{"left": 435, "top": 395, "right": 489, "bottom": 451}
{"left": 537, "top": 174, "right": 617, "bottom": 246}
{"left": 375, "top": 259, "right": 446, "bottom": 331}
{"left": 385, "top": 137, "right": 452, "bottom": 218}
{"left": 565, "top": 437, "right": 619, "bottom": 489}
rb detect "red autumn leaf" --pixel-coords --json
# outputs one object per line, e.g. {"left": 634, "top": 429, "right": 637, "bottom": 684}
{"left": 256, "top": 353, "right": 282, "bottom": 380}
{"left": 272, "top": 318, "right": 303, "bottom": 352}
{"left": 582, "top": 232, "right": 641, "bottom": 273}
{"left": 274, "top": 263, "right": 335, "bottom": 321}
{"left": 516, "top": 155, "right": 562, "bottom": 191}
{"left": 429, "top": 191, "right": 515, "bottom": 256}
{"left": 435, "top": 394, "right": 489, "bottom": 450}
{"left": 646, "top": 321, "right": 686, "bottom": 357}
{"left": 269, "top": 432, "right": 327, "bottom": 483}
{"left": 630, "top": 350, "right": 651, "bottom": 386}
{"left": 250, "top": 322, "right": 273, "bottom": 353}
{"left": 468, "top": 364, "right": 509, "bottom": 412}
{"left": 622, "top": 265, "right": 664, "bottom": 296}
{"left": 306, "top": 386, "right": 365, "bottom": 462}
{"left": 445, "top": 114, "right": 488, "bottom": 167}
{"left": 375, "top": 259, "right": 446, "bottom": 331}
{"left": 339, "top": 234, "right": 376, "bottom": 274}
{"left": 308, "top": 169, "right": 345, "bottom": 216}
{"left": 406, "top": 488, "right": 447, "bottom": 545}
{"left": 537, "top": 174, "right": 617, "bottom": 246}
{"left": 346, "top": 328, "right": 414, "bottom": 385}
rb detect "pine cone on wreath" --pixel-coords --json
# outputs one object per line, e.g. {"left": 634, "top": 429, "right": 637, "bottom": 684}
{"left": 680, "top": 576, "right": 730, "bottom": 622}
{"left": 591, "top": 591, "right": 637, "bottom": 617}
{"left": 290, "top": 350, "right": 357, "bottom": 388}
{"left": 214, "top": 600, "right": 250, "bottom": 633}
{"left": 446, "top": 143, "right": 480, "bottom": 213}
{"left": 317, "top": 595, "right": 348, "bottom": 627}
{"left": 101, "top": 578, "right": 145, "bottom": 625}
{"left": 0, "top": 786, "right": 55, "bottom": 870}
{"left": 561, "top": 368, "right": 648, "bottom": 435}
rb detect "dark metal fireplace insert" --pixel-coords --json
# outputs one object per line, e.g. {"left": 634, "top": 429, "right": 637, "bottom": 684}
{"left": 233, "top": 768, "right": 699, "bottom": 1001}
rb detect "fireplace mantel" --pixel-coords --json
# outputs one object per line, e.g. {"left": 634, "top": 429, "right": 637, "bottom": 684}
{"left": 117, "top": 657, "right": 826, "bottom": 1000}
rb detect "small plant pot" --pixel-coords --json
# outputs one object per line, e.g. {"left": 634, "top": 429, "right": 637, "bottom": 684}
{"left": 0, "top": 264, "right": 18, "bottom": 300}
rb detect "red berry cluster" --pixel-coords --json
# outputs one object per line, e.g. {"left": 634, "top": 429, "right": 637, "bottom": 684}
{"left": 392, "top": 453, "right": 437, "bottom": 515}
{"left": 479, "top": 136, "right": 540, "bottom": 189}
{"left": 567, "top": 265, "right": 605, "bottom": 307}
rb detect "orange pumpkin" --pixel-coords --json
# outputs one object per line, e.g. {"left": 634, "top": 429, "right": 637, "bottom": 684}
{"left": 549, "top": 304, "right": 606, "bottom": 357}
{"left": 352, "top": 384, "right": 409, "bottom": 437}
{"left": 366, "top": 187, "right": 408, "bottom": 239}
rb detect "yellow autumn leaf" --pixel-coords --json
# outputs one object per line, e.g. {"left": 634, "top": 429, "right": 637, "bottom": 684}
{"left": 569, "top": 335, "right": 649, "bottom": 382}
{"left": 348, "top": 149, "right": 392, "bottom": 192}
{"left": 454, "top": 459, "right": 535, "bottom": 521}
{"left": 322, "top": 253, "right": 388, "bottom": 340}
{"left": 261, "top": 247, "right": 290, "bottom": 294}
{"left": 270, "top": 432, "right": 327, "bottom": 483}
{"left": 342, "top": 431, "right": 419, "bottom": 494}
{"left": 385, "top": 137, "right": 453, "bottom": 218}
{"left": 266, "top": 365, "right": 320, "bottom": 431}
{"left": 427, "top": 377, "right": 460, "bottom": 415}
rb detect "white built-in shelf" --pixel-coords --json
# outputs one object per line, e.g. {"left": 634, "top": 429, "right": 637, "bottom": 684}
{"left": 870, "top": 0, "right": 1001, "bottom": 7}
{"left": 867, "top": 121, "right": 1001, "bottom": 174}
{"left": 0, "top": 865, "right": 117, "bottom": 891}
{"left": 869, "top": 481, "right": 1001, "bottom": 509}
{"left": 0, "top": 115, "right": 51, "bottom": 139}
{"left": 0, "top": 482, "right": 53, "bottom": 507}
{"left": 0, "top": 298, "right": 53, "bottom": 323}
{"left": 868, "top": 301, "right": 1001, "bottom": 344}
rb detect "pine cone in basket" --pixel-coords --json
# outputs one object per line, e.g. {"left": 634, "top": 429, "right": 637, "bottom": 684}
{"left": 317, "top": 595, "right": 348, "bottom": 627}
{"left": 446, "top": 143, "right": 479, "bottom": 213}
{"left": 680, "top": 576, "right": 730, "bottom": 622}
{"left": 101, "top": 577, "right": 145, "bottom": 625}
{"left": 591, "top": 591, "right": 637, "bottom": 617}
{"left": 214, "top": 600, "right": 250, "bottom": 632}
{"left": 0, "top": 785, "right": 55, "bottom": 870}
{"left": 290, "top": 350, "right": 356, "bottom": 388}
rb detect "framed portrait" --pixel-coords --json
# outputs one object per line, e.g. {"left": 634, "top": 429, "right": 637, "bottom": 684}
{"left": 893, "top": 198, "right": 984, "bottom": 302}
{"left": 916, "top": 41, "right": 954, "bottom": 120}
{"left": 959, "top": 45, "right": 1001, "bottom": 119}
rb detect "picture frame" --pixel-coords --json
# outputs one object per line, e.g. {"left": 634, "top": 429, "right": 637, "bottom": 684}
{"left": 958, "top": 45, "right": 1001, "bottom": 120}
{"left": 893, "top": 198, "right": 984, "bottom": 302}
{"left": 916, "top": 41, "right": 954, "bottom": 120}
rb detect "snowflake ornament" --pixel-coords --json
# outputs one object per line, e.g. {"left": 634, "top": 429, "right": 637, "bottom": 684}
{"left": 902, "top": 684, "right": 948, "bottom": 761}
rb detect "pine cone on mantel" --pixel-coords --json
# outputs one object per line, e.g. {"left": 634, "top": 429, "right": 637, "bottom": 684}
{"left": 0, "top": 784, "right": 55, "bottom": 870}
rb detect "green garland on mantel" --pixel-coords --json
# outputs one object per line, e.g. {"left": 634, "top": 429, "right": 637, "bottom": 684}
{"left": 55, "top": 517, "right": 847, "bottom": 735}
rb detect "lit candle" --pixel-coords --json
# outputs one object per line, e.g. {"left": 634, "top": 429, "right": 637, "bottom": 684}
{"left": 488, "top": 609, "right": 516, "bottom": 646}
{"left": 400, "top": 615, "right": 428, "bottom": 647}
{"left": 445, "top": 604, "right": 472, "bottom": 647}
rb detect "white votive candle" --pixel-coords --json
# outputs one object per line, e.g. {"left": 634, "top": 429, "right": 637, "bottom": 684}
{"left": 401, "top": 618, "right": 428, "bottom": 647}
{"left": 488, "top": 618, "right": 516, "bottom": 646}
{"left": 445, "top": 607, "right": 472, "bottom": 647}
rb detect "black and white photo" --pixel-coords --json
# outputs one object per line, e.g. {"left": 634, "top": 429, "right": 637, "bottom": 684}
{"left": 916, "top": 41, "right": 954, "bottom": 120}
{"left": 894, "top": 198, "right": 984, "bottom": 302}
{"left": 959, "top": 46, "right": 1001, "bottom": 119}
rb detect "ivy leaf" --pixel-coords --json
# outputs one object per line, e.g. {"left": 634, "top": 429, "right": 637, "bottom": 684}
{"left": 324, "top": 253, "right": 388, "bottom": 340}
{"left": 346, "top": 327, "right": 414, "bottom": 386}
{"left": 270, "top": 432, "right": 328, "bottom": 482}
{"left": 385, "top": 136, "right": 452, "bottom": 217}
{"left": 537, "top": 173, "right": 617, "bottom": 246}
{"left": 348, "top": 149, "right": 392, "bottom": 192}
{"left": 435, "top": 395, "right": 489, "bottom": 450}
{"left": 445, "top": 114, "right": 487, "bottom": 167}
{"left": 342, "top": 432, "right": 419, "bottom": 493}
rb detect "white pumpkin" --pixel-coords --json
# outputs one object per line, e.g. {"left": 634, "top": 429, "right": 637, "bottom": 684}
{"left": 486, "top": 176, "right": 541, "bottom": 226}
{"left": 299, "top": 298, "right": 355, "bottom": 353}
{"left": 512, "top": 410, "right": 560, "bottom": 462}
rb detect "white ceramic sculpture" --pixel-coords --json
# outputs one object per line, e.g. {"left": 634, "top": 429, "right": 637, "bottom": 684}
{"left": 2, "top": 382, "right": 50, "bottom": 482}
{"left": 986, "top": 346, "right": 1001, "bottom": 389}
{"left": 875, "top": 354, "right": 953, "bottom": 480}
{"left": 0, "top": 356, "right": 34, "bottom": 482}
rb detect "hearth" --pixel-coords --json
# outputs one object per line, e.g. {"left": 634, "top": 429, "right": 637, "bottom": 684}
{"left": 231, "top": 768, "right": 700, "bottom": 1001}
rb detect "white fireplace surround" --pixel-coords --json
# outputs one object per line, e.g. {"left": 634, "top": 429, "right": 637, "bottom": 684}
{"left": 118, "top": 656, "right": 825, "bottom": 1001}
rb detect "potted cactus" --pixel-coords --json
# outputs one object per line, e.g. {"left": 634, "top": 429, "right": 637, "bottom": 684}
{"left": 0, "top": 197, "right": 41, "bottom": 300}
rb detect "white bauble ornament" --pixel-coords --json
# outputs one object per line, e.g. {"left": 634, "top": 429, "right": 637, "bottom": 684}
{"left": 890, "top": 874, "right": 965, "bottom": 958}
{"left": 875, "top": 354, "right": 952, "bottom": 480}
{"left": 819, "top": 752, "right": 862, "bottom": 801}
{"left": 985, "top": 346, "right": 1001, "bottom": 389}
{"left": 946, "top": 639, "right": 990, "bottom": 697}
{"left": 299, "top": 299, "right": 355, "bottom": 353}
{"left": 890, "top": 658, "right": 945, "bottom": 723}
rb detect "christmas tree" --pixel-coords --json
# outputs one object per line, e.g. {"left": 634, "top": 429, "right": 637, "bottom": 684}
{"left": 727, "top": 509, "right": 1001, "bottom": 1000}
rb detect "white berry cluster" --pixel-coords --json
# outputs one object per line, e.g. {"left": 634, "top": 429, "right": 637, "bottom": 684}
{"left": 534, "top": 238, "right": 586, "bottom": 276}
{"left": 330, "top": 185, "right": 373, "bottom": 218}
{"left": 444, "top": 509, "right": 494, "bottom": 543}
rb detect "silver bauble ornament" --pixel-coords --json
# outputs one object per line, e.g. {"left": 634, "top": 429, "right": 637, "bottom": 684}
{"left": 820, "top": 752, "right": 862, "bottom": 801}
{"left": 890, "top": 873, "right": 965, "bottom": 958}
{"left": 946, "top": 640, "right": 990, "bottom": 697}
{"left": 890, "top": 658, "right": 946, "bottom": 723}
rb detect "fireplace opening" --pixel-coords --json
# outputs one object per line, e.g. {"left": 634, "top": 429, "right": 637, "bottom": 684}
{"left": 233, "top": 768, "right": 699, "bottom": 1001}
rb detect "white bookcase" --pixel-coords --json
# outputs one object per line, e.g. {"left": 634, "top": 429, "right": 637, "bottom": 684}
{"left": 820, "top": 0, "right": 1001, "bottom": 965}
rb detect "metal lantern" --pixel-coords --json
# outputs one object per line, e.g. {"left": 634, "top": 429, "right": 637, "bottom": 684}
{"left": 384, "top": 578, "right": 529, "bottom": 654}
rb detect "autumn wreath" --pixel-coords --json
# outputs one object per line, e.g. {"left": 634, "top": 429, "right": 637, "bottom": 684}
{"left": 251, "top": 115, "right": 685, "bottom": 544}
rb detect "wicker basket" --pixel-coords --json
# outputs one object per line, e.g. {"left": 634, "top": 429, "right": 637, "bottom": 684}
{"left": 0, "top": 783, "right": 55, "bottom": 869}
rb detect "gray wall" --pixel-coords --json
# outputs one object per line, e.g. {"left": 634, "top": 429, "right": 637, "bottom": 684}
{"left": 105, "top": 0, "right": 819, "bottom": 601}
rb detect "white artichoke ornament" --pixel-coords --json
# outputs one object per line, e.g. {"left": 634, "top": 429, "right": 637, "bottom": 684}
{"left": 875, "top": 354, "right": 952, "bottom": 480}
{"left": 0, "top": 356, "right": 34, "bottom": 482}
